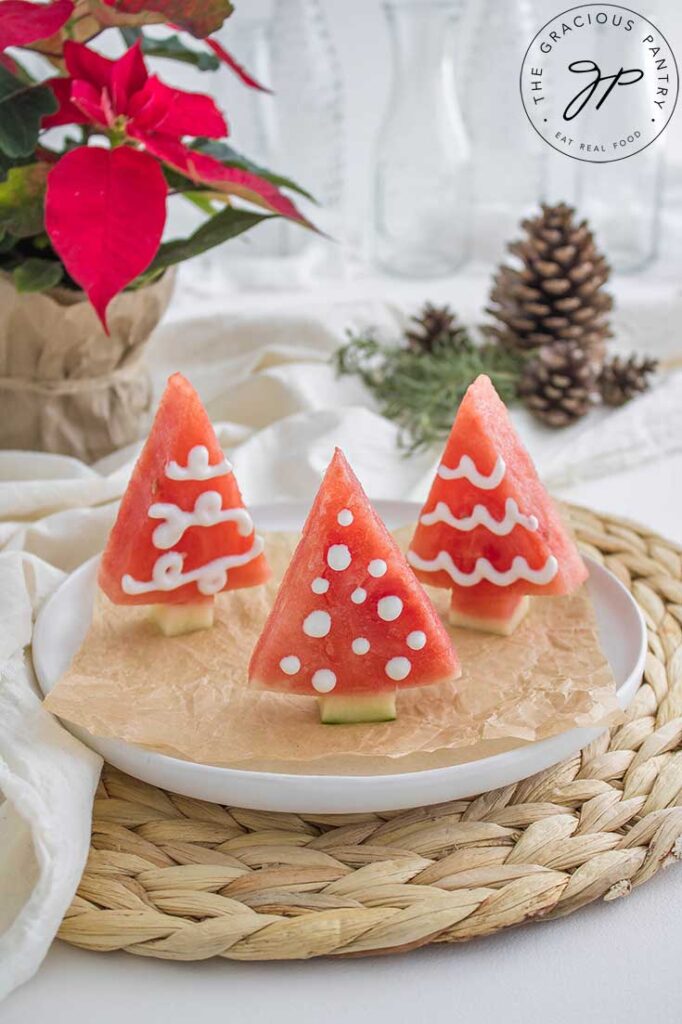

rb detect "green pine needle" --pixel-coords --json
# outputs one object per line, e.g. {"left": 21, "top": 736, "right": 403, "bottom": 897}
{"left": 334, "top": 325, "right": 522, "bottom": 453}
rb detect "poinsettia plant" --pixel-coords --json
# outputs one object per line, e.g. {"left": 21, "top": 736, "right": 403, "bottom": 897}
{"left": 0, "top": 0, "right": 315, "bottom": 329}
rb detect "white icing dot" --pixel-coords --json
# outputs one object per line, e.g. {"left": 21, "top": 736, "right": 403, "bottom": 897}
{"left": 337, "top": 508, "right": 353, "bottom": 526}
{"left": 368, "top": 558, "right": 387, "bottom": 578}
{"left": 280, "top": 656, "right": 301, "bottom": 676}
{"left": 406, "top": 630, "right": 427, "bottom": 651}
{"left": 312, "top": 669, "right": 337, "bottom": 693}
{"left": 303, "top": 610, "right": 331, "bottom": 638}
{"left": 352, "top": 637, "right": 370, "bottom": 655}
{"left": 351, "top": 587, "right": 367, "bottom": 604}
{"left": 378, "top": 596, "right": 403, "bottom": 622}
{"left": 327, "top": 544, "right": 352, "bottom": 571}
{"left": 385, "top": 657, "right": 411, "bottom": 681}
{"left": 311, "top": 577, "right": 329, "bottom": 595}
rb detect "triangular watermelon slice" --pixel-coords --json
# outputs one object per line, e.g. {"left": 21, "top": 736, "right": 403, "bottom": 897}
{"left": 99, "top": 373, "right": 269, "bottom": 635}
{"left": 408, "top": 375, "right": 587, "bottom": 635}
{"left": 249, "top": 449, "right": 460, "bottom": 723}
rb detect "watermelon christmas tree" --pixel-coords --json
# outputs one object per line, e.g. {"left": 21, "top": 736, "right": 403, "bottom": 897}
{"left": 99, "top": 373, "right": 269, "bottom": 636}
{"left": 249, "top": 449, "right": 460, "bottom": 724}
{"left": 408, "top": 375, "right": 588, "bottom": 635}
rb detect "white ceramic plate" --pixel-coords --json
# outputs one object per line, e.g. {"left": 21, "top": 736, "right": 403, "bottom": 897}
{"left": 33, "top": 501, "right": 647, "bottom": 813}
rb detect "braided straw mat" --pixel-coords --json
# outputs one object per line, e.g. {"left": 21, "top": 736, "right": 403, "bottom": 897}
{"left": 59, "top": 506, "right": 682, "bottom": 961}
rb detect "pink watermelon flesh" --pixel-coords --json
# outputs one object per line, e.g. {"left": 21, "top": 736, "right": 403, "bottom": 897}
{"left": 249, "top": 449, "right": 460, "bottom": 699}
{"left": 409, "top": 374, "right": 587, "bottom": 615}
{"left": 99, "top": 373, "right": 270, "bottom": 606}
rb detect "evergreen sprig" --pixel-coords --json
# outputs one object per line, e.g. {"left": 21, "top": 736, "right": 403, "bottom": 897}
{"left": 334, "top": 313, "right": 523, "bottom": 453}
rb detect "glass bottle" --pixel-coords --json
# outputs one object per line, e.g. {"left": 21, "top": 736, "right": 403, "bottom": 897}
{"left": 573, "top": 15, "right": 663, "bottom": 274}
{"left": 212, "top": 2, "right": 344, "bottom": 266}
{"left": 373, "top": 0, "right": 471, "bottom": 277}
{"left": 245, "top": 0, "right": 345, "bottom": 259}
{"left": 575, "top": 147, "right": 662, "bottom": 274}
{"left": 461, "top": 0, "right": 546, "bottom": 263}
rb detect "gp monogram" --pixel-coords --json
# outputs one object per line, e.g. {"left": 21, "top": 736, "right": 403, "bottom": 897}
{"left": 520, "top": 3, "right": 679, "bottom": 163}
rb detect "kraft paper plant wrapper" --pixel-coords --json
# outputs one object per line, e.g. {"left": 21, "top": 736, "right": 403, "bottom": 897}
{"left": 43, "top": 527, "right": 620, "bottom": 773}
{"left": 0, "top": 270, "right": 174, "bottom": 463}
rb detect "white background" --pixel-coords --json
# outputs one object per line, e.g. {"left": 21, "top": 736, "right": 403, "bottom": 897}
{"left": 213, "top": 0, "right": 682, "bottom": 241}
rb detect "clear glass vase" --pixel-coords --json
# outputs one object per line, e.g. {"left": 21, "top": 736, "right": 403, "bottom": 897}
{"left": 575, "top": 151, "right": 662, "bottom": 274}
{"left": 569, "top": 15, "right": 662, "bottom": 274}
{"left": 372, "top": 0, "right": 471, "bottom": 277}
{"left": 214, "top": 2, "right": 344, "bottom": 263}
{"left": 266, "top": 0, "right": 344, "bottom": 255}
{"left": 461, "top": 0, "right": 546, "bottom": 262}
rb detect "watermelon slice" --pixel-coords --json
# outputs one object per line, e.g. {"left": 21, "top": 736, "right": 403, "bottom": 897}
{"left": 99, "top": 373, "right": 269, "bottom": 635}
{"left": 408, "top": 374, "right": 587, "bottom": 635}
{"left": 249, "top": 449, "right": 460, "bottom": 723}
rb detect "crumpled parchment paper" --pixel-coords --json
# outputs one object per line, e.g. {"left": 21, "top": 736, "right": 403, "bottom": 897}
{"left": 43, "top": 527, "right": 620, "bottom": 773}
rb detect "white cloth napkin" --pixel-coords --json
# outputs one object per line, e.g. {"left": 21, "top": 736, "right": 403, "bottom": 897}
{"left": 2, "top": 287, "right": 682, "bottom": 1001}
{"left": 0, "top": 551, "right": 100, "bottom": 1001}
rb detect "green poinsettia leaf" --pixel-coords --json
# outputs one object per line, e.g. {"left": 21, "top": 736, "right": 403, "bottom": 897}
{"left": 0, "top": 68, "right": 57, "bottom": 159}
{"left": 138, "top": 206, "right": 272, "bottom": 282}
{"left": 0, "top": 163, "right": 49, "bottom": 238}
{"left": 120, "top": 27, "right": 219, "bottom": 70}
{"left": 94, "top": 0, "right": 233, "bottom": 38}
{"left": 0, "top": 150, "right": 13, "bottom": 183}
{"left": 13, "top": 257, "right": 63, "bottom": 292}
{"left": 0, "top": 149, "right": 35, "bottom": 184}
{"left": 192, "top": 139, "right": 317, "bottom": 202}
{"left": 181, "top": 190, "right": 218, "bottom": 215}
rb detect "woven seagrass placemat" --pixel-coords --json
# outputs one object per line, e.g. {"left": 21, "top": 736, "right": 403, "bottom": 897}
{"left": 59, "top": 505, "right": 682, "bottom": 960}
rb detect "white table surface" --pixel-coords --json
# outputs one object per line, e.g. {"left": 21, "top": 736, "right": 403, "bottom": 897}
{"left": 4, "top": 457, "right": 682, "bottom": 1024}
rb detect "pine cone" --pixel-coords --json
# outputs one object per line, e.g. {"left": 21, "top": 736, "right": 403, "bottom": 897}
{"left": 405, "top": 303, "right": 469, "bottom": 353}
{"left": 599, "top": 354, "right": 658, "bottom": 407}
{"left": 519, "top": 340, "right": 597, "bottom": 428}
{"left": 485, "top": 202, "right": 613, "bottom": 368}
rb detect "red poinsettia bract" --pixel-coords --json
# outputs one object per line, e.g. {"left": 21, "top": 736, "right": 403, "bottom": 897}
{"left": 203, "top": 37, "right": 272, "bottom": 93}
{"left": 43, "top": 41, "right": 310, "bottom": 330}
{"left": 45, "top": 147, "right": 167, "bottom": 325}
{"left": 0, "top": 0, "right": 73, "bottom": 51}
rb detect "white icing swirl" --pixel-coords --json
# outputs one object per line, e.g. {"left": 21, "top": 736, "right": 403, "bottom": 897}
{"left": 121, "top": 535, "right": 264, "bottom": 596}
{"left": 166, "top": 445, "right": 233, "bottom": 481}
{"left": 437, "top": 454, "right": 505, "bottom": 490}
{"left": 420, "top": 498, "right": 538, "bottom": 536}
{"left": 149, "top": 492, "right": 253, "bottom": 549}
{"left": 407, "top": 550, "right": 559, "bottom": 588}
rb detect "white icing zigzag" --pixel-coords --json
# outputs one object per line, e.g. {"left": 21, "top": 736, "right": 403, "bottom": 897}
{"left": 407, "top": 550, "right": 559, "bottom": 588}
{"left": 121, "top": 536, "right": 265, "bottom": 597}
{"left": 437, "top": 454, "right": 506, "bottom": 490}
{"left": 420, "top": 498, "right": 538, "bottom": 536}
{"left": 166, "top": 444, "right": 233, "bottom": 481}
{"left": 149, "top": 492, "right": 254, "bottom": 550}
